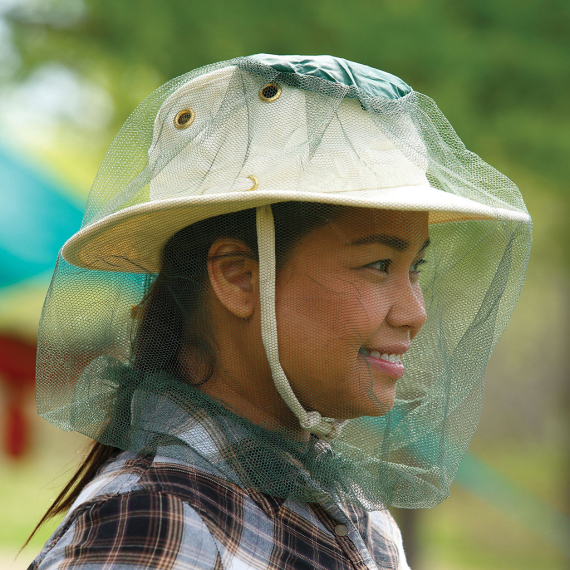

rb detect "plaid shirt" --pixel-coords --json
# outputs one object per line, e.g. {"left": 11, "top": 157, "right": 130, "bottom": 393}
{"left": 30, "top": 392, "right": 410, "bottom": 570}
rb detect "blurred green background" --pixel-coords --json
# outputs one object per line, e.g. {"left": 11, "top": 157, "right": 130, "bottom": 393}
{"left": 0, "top": 0, "right": 568, "bottom": 568}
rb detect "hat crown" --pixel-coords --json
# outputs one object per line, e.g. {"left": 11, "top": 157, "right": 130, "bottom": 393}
{"left": 148, "top": 63, "right": 426, "bottom": 202}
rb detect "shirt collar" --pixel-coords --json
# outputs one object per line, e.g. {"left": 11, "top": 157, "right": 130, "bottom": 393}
{"left": 129, "top": 389, "right": 337, "bottom": 517}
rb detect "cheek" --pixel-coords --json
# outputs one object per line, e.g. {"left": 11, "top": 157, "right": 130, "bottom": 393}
{"left": 275, "top": 275, "right": 387, "bottom": 366}
{"left": 276, "top": 278, "right": 330, "bottom": 350}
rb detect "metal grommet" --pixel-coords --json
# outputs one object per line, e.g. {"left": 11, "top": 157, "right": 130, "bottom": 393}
{"left": 174, "top": 108, "right": 195, "bottom": 129}
{"left": 246, "top": 175, "right": 259, "bottom": 191}
{"left": 334, "top": 524, "right": 348, "bottom": 537}
{"left": 258, "top": 83, "right": 282, "bottom": 103}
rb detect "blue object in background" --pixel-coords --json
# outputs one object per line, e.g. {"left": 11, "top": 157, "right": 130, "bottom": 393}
{"left": 0, "top": 144, "right": 84, "bottom": 287}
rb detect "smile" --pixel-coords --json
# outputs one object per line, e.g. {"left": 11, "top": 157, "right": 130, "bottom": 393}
{"left": 359, "top": 347, "right": 406, "bottom": 379}
{"left": 359, "top": 347, "right": 403, "bottom": 362}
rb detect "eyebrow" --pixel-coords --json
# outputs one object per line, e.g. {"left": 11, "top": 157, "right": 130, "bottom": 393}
{"left": 350, "top": 234, "right": 431, "bottom": 253}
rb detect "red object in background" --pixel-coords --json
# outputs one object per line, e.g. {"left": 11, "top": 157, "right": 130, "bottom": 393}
{"left": 6, "top": 402, "right": 27, "bottom": 457}
{"left": 0, "top": 335, "right": 36, "bottom": 458}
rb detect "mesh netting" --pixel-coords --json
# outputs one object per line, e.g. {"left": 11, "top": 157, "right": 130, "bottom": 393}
{"left": 36, "top": 55, "right": 531, "bottom": 510}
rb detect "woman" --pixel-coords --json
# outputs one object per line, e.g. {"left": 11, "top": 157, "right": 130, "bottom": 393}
{"left": 29, "top": 55, "right": 531, "bottom": 569}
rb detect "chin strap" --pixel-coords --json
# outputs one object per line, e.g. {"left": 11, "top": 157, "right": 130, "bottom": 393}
{"left": 256, "top": 205, "right": 346, "bottom": 441}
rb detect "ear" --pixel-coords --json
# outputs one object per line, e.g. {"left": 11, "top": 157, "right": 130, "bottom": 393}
{"left": 207, "top": 239, "right": 259, "bottom": 319}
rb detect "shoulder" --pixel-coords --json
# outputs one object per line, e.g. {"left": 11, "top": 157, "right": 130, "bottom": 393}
{"left": 32, "top": 490, "right": 221, "bottom": 570}
{"left": 31, "top": 453, "right": 225, "bottom": 570}
{"left": 69, "top": 451, "right": 247, "bottom": 521}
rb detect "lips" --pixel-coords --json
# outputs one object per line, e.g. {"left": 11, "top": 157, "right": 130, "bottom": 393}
{"left": 359, "top": 346, "right": 407, "bottom": 379}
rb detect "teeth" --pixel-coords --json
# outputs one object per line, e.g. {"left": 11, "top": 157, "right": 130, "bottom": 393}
{"left": 383, "top": 353, "right": 402, "bottom": 364}
{"left": 361, "top": 348, "right": 402, "bottom": 364}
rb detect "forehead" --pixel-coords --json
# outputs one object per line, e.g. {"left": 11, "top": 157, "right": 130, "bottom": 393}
{"left": 332, "top": 207, "right": 429, "bottom": 238}
{"left": 309, "top": 206, "right": 430, "bottom": 248}
{"left": 285, "top": 206, "right": 430, "bottom": 264}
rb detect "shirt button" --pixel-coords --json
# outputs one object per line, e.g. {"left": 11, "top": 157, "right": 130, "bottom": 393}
{"left": 334, "top": 524, "right": 348, "bottom": 537}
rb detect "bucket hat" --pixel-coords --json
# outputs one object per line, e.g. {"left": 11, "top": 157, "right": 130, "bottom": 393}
{"left": 62, "top": 56, "right": 528, "bottom": 273}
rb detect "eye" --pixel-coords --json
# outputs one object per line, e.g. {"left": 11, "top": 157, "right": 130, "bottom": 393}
{"left": 410, "top": 258, "right": 427, "bottom": 275}
{"left": 366, "top": 259, "right": 391, "bottom": 272}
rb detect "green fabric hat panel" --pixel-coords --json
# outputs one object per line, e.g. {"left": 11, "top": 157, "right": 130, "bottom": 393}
{"left": 250, "top": 53, "right": 412, "bottom": 99}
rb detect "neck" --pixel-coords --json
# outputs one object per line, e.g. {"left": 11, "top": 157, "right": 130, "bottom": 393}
{"left": 182, "top": 287, "right": 310, "bottom": 440}
{"left": 198, "top": 366, "right": 308, "bottom": 441}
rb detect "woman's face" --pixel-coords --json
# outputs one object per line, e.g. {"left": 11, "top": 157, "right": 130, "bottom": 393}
{"left": 275, "top": 207, "right": 429, "bottom": 419}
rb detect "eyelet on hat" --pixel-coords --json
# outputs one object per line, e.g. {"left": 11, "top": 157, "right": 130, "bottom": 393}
{"left": 174, "top": 108, "right": 195, "bottom": 129}
{"left": 258, "top": 83, "right": 282, "bottom": 103}
{"left": 246, "top": 175, "right": 259, "bottom": 190}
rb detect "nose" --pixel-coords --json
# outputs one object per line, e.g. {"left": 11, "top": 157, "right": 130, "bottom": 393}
{"left": 385, "top": 279, "right": 427, "bottom": 335}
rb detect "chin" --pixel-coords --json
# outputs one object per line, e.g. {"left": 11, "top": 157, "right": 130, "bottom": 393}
{"left": 314, "top": 392, "right": 396, "bottom": 420}
{"left": 348, "top": 384, "right": 397, "bottom": 418}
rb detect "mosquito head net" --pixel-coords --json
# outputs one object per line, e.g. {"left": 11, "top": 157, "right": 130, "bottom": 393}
{"left": 36, "top": 54, "right": 531, "bottom": 510}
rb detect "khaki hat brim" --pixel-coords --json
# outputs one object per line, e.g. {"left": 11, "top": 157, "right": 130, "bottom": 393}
{"left": 63, "top": 185, "right": 530, "bottom": 273}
